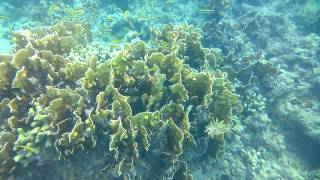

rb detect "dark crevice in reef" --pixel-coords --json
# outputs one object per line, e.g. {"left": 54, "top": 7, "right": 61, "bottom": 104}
{"left": 269, "top": 99, "right": 320, "bottom": 170}
{"left": 282, "top": 121, "right": 320, "bottom": 170}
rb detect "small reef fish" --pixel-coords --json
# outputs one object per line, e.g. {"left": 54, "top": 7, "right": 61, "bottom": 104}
{"left": 64, "top": 7, "right": 85, "bottom": 16}
{"left": 123, "top": 27, "right": 133, "bottom": 32}
{"left": 30, "top": 8, "right": 42, "bottom": 15}
{"left": 8, "top": 25, "right": 14, "bottom": 34}
{"left": 48, "top": 4, "right": 60, "bottom": 12}
{"left": 111, "top": 39, "right": 123, "bottom": 43}
{"left": 104, "top": 17, "right": 113, "bottom": 21}
{"left": 94, "top": 12, "right": 101, "bottom": 18}
{"left": 123, "top": 10, "right": 129, "bottom": 20}
{"left": 0, "top": 15, "right": 8, "bottom": 21}
{"left": 18, "top": 145, "right": 39, "bottom": 153}
{"left": 104, "top": 32, "right": 111, "bottom": 36}
{"left": 87, "top": 7, "right": 101, "bottom": 18}
{"left": 199, "top": 9, "right": 214, "bottom": 13}
{"left": 138, "top": 17, "right": 159, "bottom": 21}
{"left": 131, "top": 31, "right": 142, "bottom": 37}
{"left": 165, "top": 0, "right": 175, "bottom": 5}
{"left": 313, "top": 67, "right": 320, "bottom": 74}
{"left": 110, "top": 44, "right": 121, "bottom": 49}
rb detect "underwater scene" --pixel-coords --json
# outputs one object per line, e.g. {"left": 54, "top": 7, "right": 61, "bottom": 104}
{"left": 0, "top": 0, "right": 320, "bottom": 179}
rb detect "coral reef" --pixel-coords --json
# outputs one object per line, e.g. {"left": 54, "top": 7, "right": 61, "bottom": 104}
{"left": 0, "top": 21, "right": 239, "bottom": 179}
{"left": 1, "top": 0, "right": 319, "bottom": 179}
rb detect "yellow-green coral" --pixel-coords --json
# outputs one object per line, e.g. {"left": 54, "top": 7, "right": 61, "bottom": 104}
{"left": 0, "top": 21, "right": 239, "bottom": 179}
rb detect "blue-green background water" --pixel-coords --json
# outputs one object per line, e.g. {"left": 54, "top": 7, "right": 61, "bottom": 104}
{"left": 1, "top": 0, "right": 320, "bottom": 179}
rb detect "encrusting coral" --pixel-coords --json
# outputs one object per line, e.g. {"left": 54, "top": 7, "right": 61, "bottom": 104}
{"left": 0, "top": 21, "right": 239, "bottom": 179}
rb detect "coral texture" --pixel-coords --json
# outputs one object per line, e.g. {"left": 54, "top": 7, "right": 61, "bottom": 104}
{"left": 0, "top": 21, "right": 239, "bottom": 179}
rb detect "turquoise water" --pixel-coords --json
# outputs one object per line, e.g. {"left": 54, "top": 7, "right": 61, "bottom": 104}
{"left": 0, "top": 38, "right": 12, "bottom": 54}
{"left": 0, "top": 0, "right": 320, "bottom": 179}
{"left": 305, "top": 0, "right": 320, "bottom": 11}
